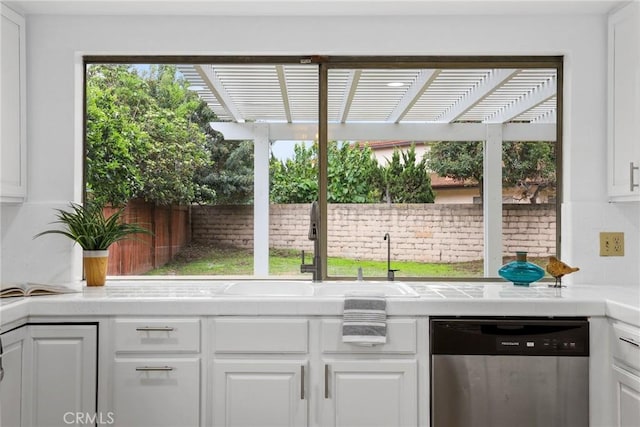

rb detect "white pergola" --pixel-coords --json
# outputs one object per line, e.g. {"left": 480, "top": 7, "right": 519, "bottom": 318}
{"left": 176, "top": 63, "right": 558, "bottom": 278}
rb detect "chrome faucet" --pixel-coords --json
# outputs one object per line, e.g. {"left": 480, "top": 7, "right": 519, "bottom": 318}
{"left": 383, "top": 233, "right": 398, "bottom": 281}
{"left": 300, "top": 201, "right": 321, "bottom": 282}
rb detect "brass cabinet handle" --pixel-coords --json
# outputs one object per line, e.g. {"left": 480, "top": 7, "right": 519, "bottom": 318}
{"left": 630, "top": 162, "right": 639, "bottom": 192}
{"left": 620, "top": 336, "right": 640, "bottom": 347}
{"left": 300, "top": 365, "right": 305, "bottom": 400}
{"left": 324, "top": 364, "right": 329, "bottom": 399}
{"left": 135, "top": 326, "right": 175, "bottom": 332}
{"left": 135, "top": 366, "right": 175, "bottom": 371}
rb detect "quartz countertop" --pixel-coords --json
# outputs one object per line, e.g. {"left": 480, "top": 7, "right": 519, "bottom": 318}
{"left": 1, "top": 280, "right": 638, "bottom": 328}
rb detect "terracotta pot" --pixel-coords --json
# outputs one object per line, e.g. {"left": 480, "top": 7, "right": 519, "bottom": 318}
{"left": 83, "top": 250, "right": 109, "bottom": 286}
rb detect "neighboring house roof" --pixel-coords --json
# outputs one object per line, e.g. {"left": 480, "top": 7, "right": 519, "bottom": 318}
{"left": 430, "top": 174, "right": 473, "bottom": 189}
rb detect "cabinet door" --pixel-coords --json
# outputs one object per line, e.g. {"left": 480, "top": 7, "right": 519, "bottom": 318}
{"left": 212, "top": 360, "right": 307, "bottom": 427}
{"left": 0, "top": 4, "right": 26, "bottom": 203}
{"left": 608, "top": 1, "right": 640, "bottom": 201}
{"left": 321, "top": 359, "right": 417, "bottom": 427}
{"left": 23, "top": 325, "right": 97, "bottom": 427}
{"left": 113, "top": 358, "right": 200, "bottom": 427}
{"left": 612, "top": 365, "right": 640, "bottom": 427}
{"left": 0, "top": 327, "right": 27, "bottom": 427}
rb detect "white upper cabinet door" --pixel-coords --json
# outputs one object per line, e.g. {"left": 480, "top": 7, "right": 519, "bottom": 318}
{"left": 212, "top": 360, "right": 308, "bottom": 427}
{"left": 320, "top": 359, "right": 418, "bottom": 427}
{"left": 0, "top": 5, "right": 26, "bottom": 203}
{"left": 608, "top": 1, "right": 640, "bottom": 201}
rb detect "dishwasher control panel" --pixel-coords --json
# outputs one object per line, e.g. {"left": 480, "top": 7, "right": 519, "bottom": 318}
{"left": 496, "top": 334, "right": 586, "bottom": 355}
{"left": 431, "top": 317, "right": 589, "bottom": 357}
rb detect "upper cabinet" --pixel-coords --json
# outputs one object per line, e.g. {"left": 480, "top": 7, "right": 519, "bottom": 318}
{"left": 1, "top": 5, "right": 26, "bottom": 203}
{"left": 608, "top": 1, "right": 640, "bottom": 202}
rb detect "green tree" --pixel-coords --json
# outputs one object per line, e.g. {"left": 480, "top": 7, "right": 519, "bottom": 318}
{"left": 269, "top": 141, "right": 382, "bottom": 203}
{"left": 270, "top": 143, "right": 318, "bottom": 203}
{"left": 195, "top": 138, "right": 254, "bottom": 204}
{"left": 138, "top": 108, "right": 209, "bottom": 204}
{"left": 427, "top": 140, "right": 484, "bottom": 197}
{"left": 328, "top": 142, "right": 381, "bottom": 203}
{"left": 139, "top": 66, "right": 211, "bottom": 205}
{"left": 502, "top": 141, "right": 555, "bottom": 203}
{"left": 86, "top": 64, "right": 231, "bottom": 206}
{"left": 427, "top": 140, "right": 555, "bottom": 203}
{"left": 86, "top": 65, "right": 150, "bottom": 207}
{"left": 383, "top": 144, "right": 435, "bottom": 203}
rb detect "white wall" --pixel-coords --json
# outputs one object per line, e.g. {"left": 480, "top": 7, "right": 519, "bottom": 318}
{"left": 1, "top": 12, "right": 638, "bottom": 289}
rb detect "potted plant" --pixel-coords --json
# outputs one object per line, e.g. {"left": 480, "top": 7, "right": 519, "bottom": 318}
{"left": 35, "top": 202, "right": 151, "bottom": 286}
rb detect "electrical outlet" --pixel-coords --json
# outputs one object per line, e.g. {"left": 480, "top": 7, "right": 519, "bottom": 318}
{"left": 600, "top": 232, "right": 625, "bottom": 256}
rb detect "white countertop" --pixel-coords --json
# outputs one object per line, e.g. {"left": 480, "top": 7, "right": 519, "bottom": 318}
{"left": 1, "top": 281, "right": 638, "bottom": 327}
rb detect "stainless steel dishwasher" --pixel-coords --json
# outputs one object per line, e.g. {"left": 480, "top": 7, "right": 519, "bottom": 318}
{"left": 431, "top": 317, "right": 589, "bottom": 427}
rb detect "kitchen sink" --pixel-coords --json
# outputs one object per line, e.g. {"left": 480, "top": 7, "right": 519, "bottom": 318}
{"left": 222, "top": 281, "right": 419, "bottom": 297}
{"left": 222, "top": 281, "right": 315, "bottom": 296}
{"left": 313, "top": 282, "right": 420, "bottom": 297}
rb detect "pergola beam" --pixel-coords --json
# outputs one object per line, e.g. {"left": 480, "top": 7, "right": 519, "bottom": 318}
{"left": 484, "top": 75, "right": 556, "bottom": 124}
{"left": 211, "top": 122, "right": 556, "bottom": 142}
{"left": 276, "top": 65, "right": 293, "bottom": 123}
{"left": 387, "top": 69, "right": 440, "bottom": 123}
{"left": 436, "top": 69, "right": 519, "bottom": 123}
{"left": 195, "top": 65, "right": 245, "bottom": 123}
{"left": 532, "top": 109, "right": 556, "bottom": 123}
{"left": 339, "top": 70, "right": 361, "bottom": 123}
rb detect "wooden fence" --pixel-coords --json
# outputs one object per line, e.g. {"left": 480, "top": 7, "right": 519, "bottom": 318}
{"left": 105, "top": 199, "right": 190, "bottom": 275}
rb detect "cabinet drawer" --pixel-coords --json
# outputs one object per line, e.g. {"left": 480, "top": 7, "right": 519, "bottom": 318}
{"left": 321, "top": 318, "right": 417, "bottom": 353}
{"left": 113, "top": 358, "right": 200, "bottom": 427}
{"left": 114, "top": 318, "right": 200, "bottom": 353}
{"left": 214, "top": 318, "right": 308, "bottom": 353}
{"left": 611, "top": 321, "right": 640, "bottom": 372}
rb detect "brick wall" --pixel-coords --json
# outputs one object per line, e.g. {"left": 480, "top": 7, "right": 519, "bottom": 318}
{"left": 192, "top": 204, "right": 556, "bottom": 262}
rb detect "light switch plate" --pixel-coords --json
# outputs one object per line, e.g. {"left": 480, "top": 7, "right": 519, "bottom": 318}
{"left": 600, "top": 232, "right": 624, "bottom": 256}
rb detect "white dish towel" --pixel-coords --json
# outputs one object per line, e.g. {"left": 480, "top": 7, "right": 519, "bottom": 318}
{"left": 342, "top": 292, "right": 387, "bottom": 346}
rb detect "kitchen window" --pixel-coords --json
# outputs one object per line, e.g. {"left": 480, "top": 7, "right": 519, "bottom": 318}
{"left": 84, "top": 56, "right": 561, "bottom": 281}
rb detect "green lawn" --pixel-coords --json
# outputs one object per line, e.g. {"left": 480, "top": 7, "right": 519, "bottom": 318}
{"left": 145, "top": 243, "right": 507, "bottom": 278}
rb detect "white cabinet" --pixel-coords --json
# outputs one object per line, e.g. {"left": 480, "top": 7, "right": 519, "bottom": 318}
{"left": 0, "top": 5, "right": 26, "bottom": 203}
{"left": 113, "top": 358, "right": 200, "bottom": 427}
{"left": 111, "top": 318, "right": 202, "bottom": 427}
{"left": 210, "top": 317, "right": 420, "bottom": 427}
{"left": 211, "top": 318, "right": 309, "bottom": 427}
{"left": 22, "top": 324, "right": 97, "bottom": 427}
{"left": 608, "top": 1, "right": 640, "bottom": 202}
{"left": 612, "top": 366, "right": 640, "bottom": 427}
{"left": 610, "top": 320, "right": 640, "bottom": 426}
{"left": 212, "top": 360, "right": 308, "bottom": 427}
{"left": 320, "top": 360, "right": 417, "bottom": 427}
{"left": 319, "top": 319, "right": 418, "bottom": 427}
{"left": 0, "top": 326, "right": 27, "bottom": 427}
